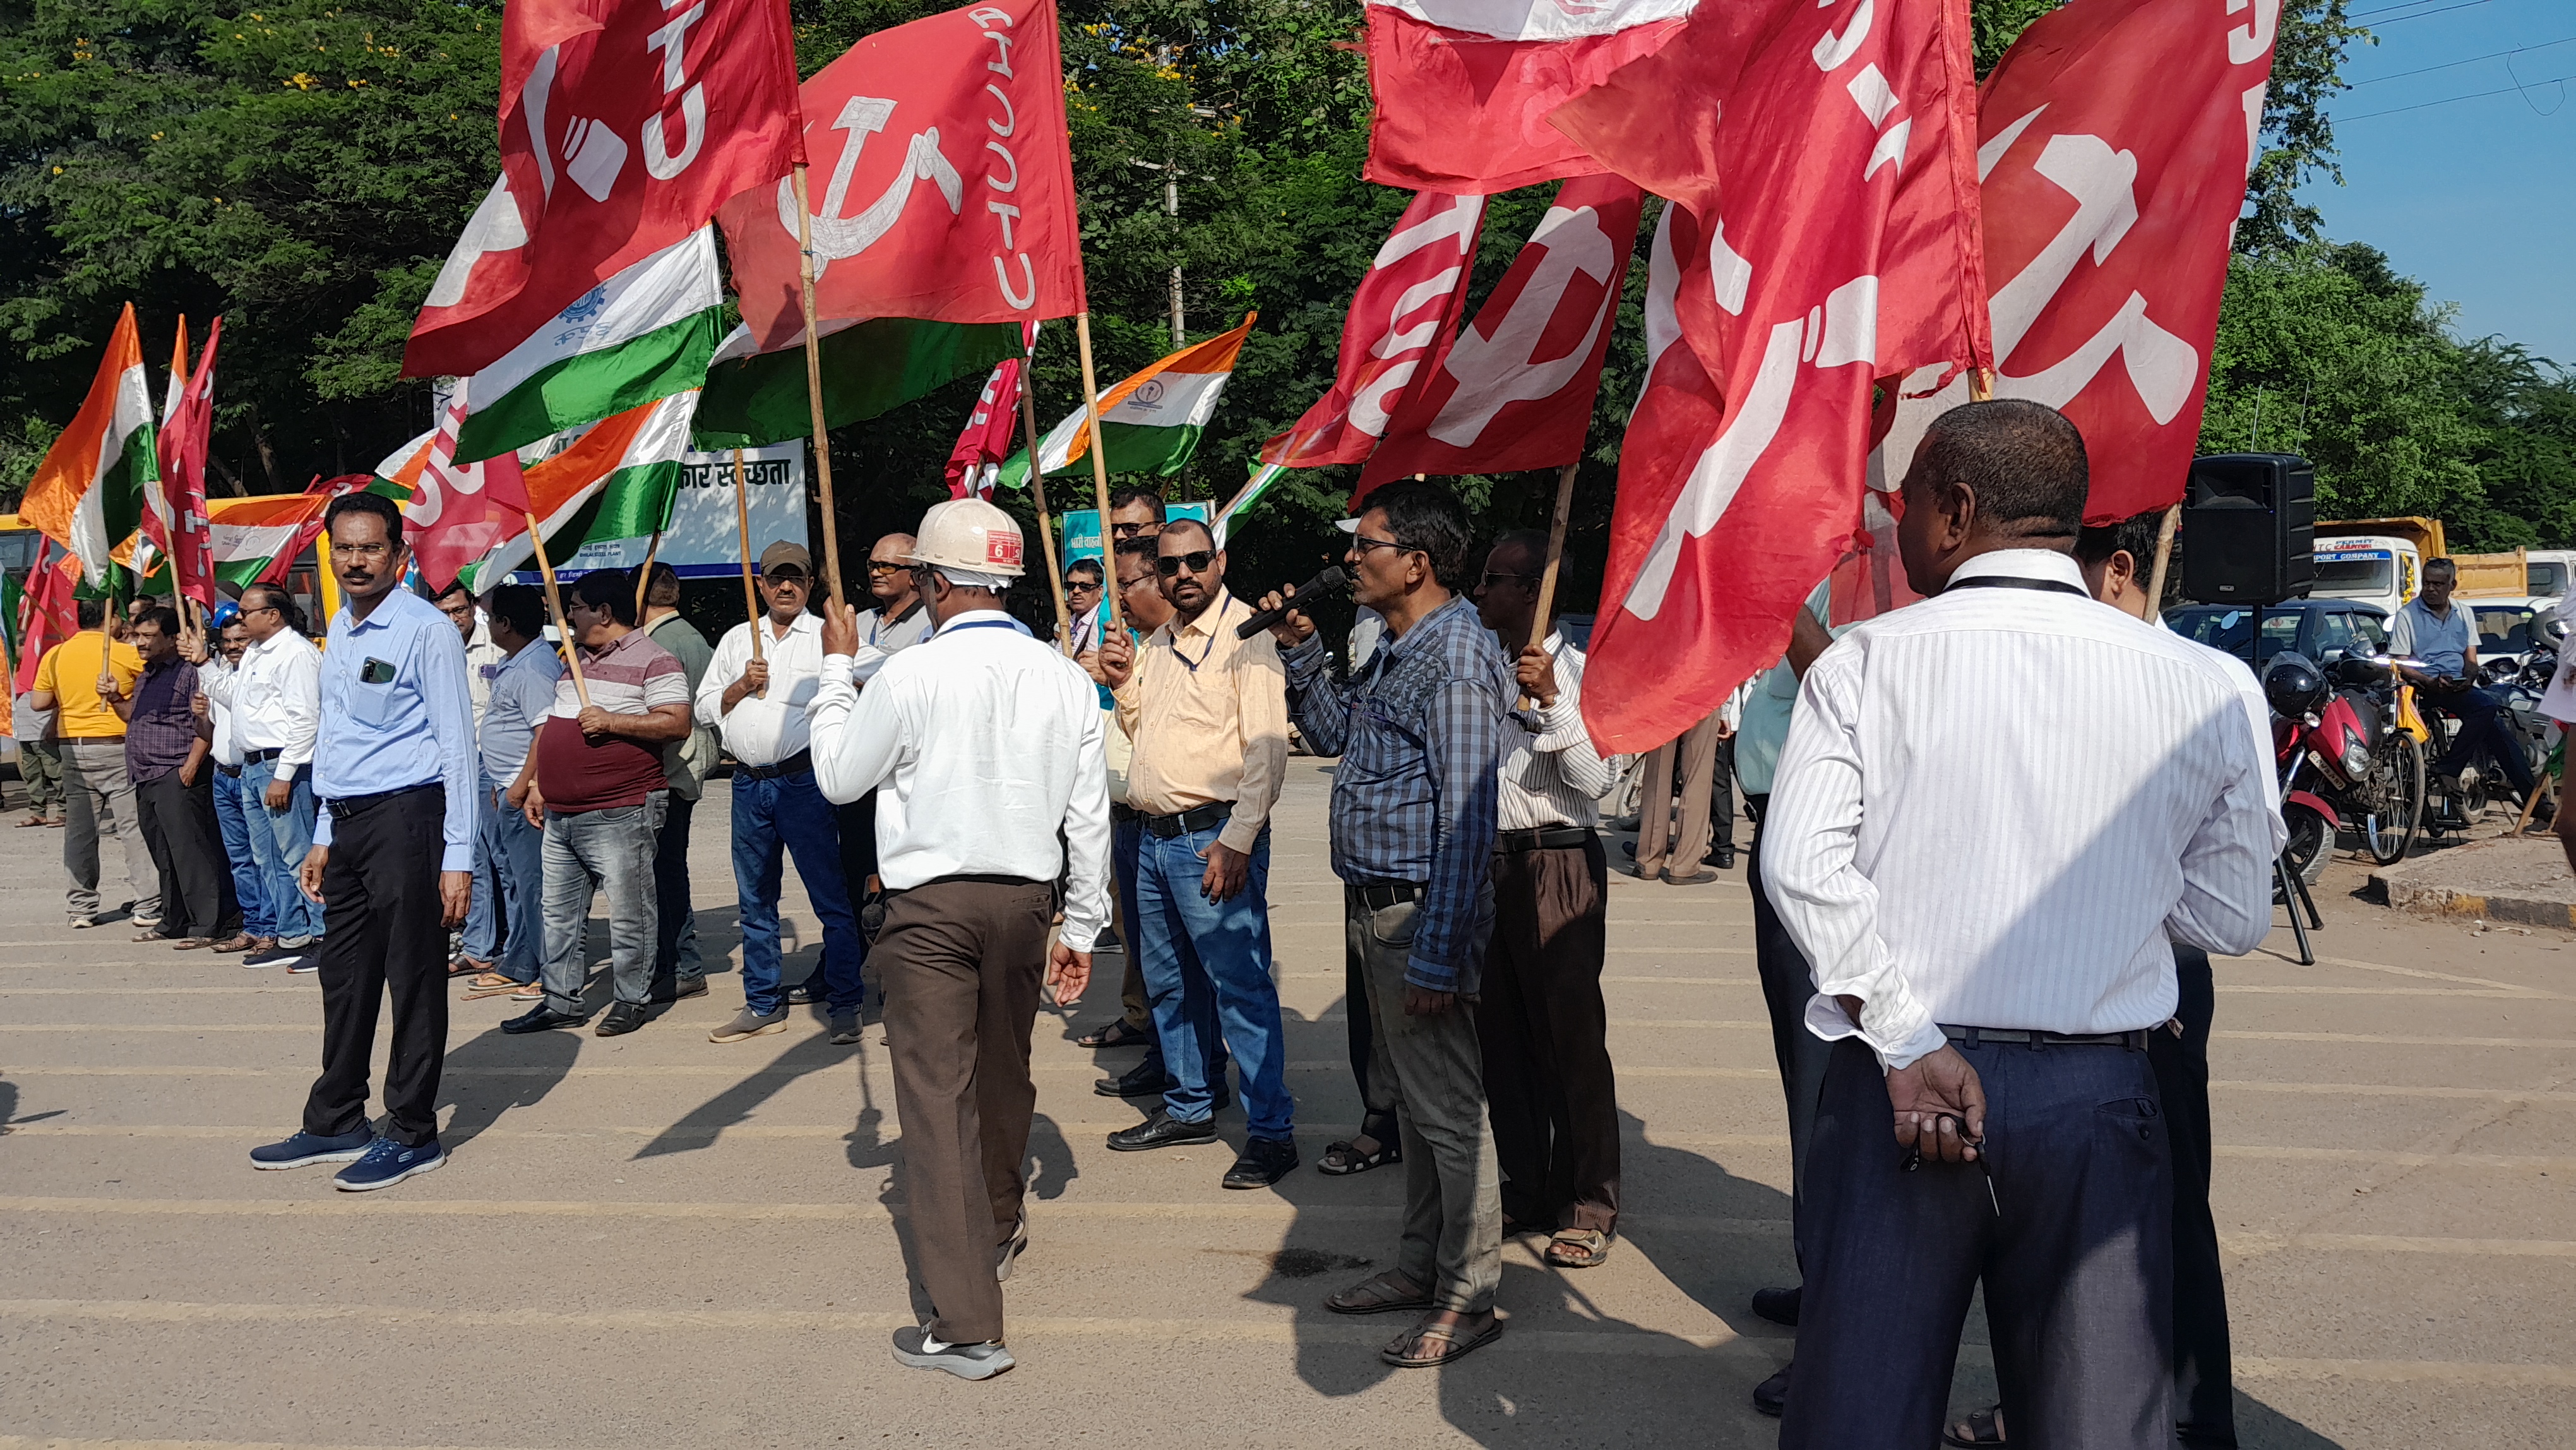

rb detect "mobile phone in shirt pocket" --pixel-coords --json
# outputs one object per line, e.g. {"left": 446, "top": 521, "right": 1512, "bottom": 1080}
{"left": 349, "top": 658, "right": 404, "bottom": 726}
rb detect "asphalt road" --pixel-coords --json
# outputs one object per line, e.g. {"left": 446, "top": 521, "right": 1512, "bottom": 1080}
{"left": 1, "top": 765, "right": 2568, "bottom": 1448}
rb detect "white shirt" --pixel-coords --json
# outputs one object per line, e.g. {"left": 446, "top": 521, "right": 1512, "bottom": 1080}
{"left": 1498, "top": 632, "right": 1618, "bottom": 831}
{"left": 1763, "top": 550, "right": 2283, "bottom": 1070}
{"left": 808, "top": 609, "right": 1114, "bottom": 951}
{"left": 198, "top": 627, "right": 321, "bottom": 776}
{"left": 696, "top": 612, "right": 828, "bottom": 768}
{"left": 463, "top": 618, "right": 505, "bottom": 727}
{"left": 209, "top": 695, "right": 241, "bottom": 768}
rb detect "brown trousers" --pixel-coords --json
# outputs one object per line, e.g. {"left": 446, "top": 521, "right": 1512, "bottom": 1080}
{"left": 877, "top": 875, "right": 1057, "bottom": 1345}
{"left": 1635, "top": 710, "right": 1723, "bottom": 877}
{"left": 1477, "top": 837, "right": 1620, "bottom": 1233}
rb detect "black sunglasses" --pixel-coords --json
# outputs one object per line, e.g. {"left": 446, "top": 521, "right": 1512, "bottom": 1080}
{"left": 1155, "top": 549, "right": 1215, "bottom": 577}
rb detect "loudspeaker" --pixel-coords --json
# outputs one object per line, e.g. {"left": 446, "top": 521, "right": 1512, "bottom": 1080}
{"left": 2181, "top": 453, "right": 2313, "bottom": 605}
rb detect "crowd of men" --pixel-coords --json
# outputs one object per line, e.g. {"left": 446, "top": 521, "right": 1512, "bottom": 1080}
{"left": 23, "top": 402, "right": 2282, "bottom": 1446}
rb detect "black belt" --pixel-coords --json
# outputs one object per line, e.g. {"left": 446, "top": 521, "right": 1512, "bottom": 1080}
{"left": 736, "top": 749, "right": 813, "bottom": 781}
{"left": 1110, "top": 802, "right": 1140, "bottom": 824}
{"left": 215, "top": 762, "right": 242, "bottom": 779}
{"left": 324, "top": 781, "right": 439, "bottom": 821}
{"left": 1494, "top": 824, "right": 1592, "bottom": 854}
{"left": 1943, "top": 1024, "right": 2149, "bottom": 1051}
{"left": 1346, "top": 881, "right": 1423, "bottom": 910}
{"left": 1138, "top": 802, "right": 1231, "bottom": 839}
{"left": 242, "top": 747, "right": 283, "bottom": 764}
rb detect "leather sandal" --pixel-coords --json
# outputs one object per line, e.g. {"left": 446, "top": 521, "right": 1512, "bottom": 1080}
{"left": 1316, "top": 1137, "right": 1400, "bottom": 1176}
{"left": 1944, "top": 1405, "right": 2007, "bottom": 1447}
{"left": 1325, "top": 1270, "right": 1434, "bottom": 1317}
{"left": 1543, "top": 1227, "right": 1612, "bottom": 1268}
{"left": 1380, "top": 1313, "right": 1503, "bottom": 1368}
{"left": 1076, "top": 1018, "right": 1152, "bottom": 1050}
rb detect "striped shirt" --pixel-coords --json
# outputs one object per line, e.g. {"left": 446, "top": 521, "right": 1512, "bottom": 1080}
{"left": 535, "top": 628, "right": 688, "bottom": 813}
{"left": 1284, "top": 593, "right": 1513, "bottom": 995}
{"left": 1497, "top": 632, "right": 1618, "bottom": 831}
{"left": 1762, "top": 549, "right": 2281, "bottom": 1070}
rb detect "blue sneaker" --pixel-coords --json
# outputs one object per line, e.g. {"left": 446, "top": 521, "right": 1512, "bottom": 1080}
{"left": 331, "top": 1136, "right": 445, "bottom": 1192}
{"left": 249, "top": 1127, "right": 377, "bottom": 1170}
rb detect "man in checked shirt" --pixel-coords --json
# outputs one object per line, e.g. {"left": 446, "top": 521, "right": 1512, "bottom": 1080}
{"left": 1261, "top": 479, "right": 1513, "bottom": 1369}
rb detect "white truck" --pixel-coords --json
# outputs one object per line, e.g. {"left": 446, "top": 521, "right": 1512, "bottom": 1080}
{"left": 2310, "top": 530, "right": 2423, "bottom": 621}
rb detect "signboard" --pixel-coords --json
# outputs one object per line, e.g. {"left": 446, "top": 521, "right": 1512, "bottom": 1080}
{"left": 511, "top": 443, "right": 808, "bottom": 583}
{"left": 2315, "top": 549, "right": 2392, "bottom": 563}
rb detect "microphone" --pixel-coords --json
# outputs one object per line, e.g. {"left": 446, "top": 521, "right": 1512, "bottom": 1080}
{"left": 1236, "top": 565, "right": 1350, "bottom": 639}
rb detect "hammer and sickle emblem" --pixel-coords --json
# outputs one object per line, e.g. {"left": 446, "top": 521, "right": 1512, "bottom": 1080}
{"left": 780, "top": 97, "right": 966, "bottom": 276}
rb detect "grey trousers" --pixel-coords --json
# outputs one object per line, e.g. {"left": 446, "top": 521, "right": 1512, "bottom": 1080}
{"left": 1347, "top": 887, "right": 1502, "bottom": 1314}
{"left": 1635, "top": 710, "right": 1722, "bottom": 877}
{"left": 539, "top": 793, "right": 665, "bottom": 1015}
{"left": 20, "top": 738, "right": 63, "bottom": 817}
{"left": 61, "top": 739, "right": 158, "bottom": 922}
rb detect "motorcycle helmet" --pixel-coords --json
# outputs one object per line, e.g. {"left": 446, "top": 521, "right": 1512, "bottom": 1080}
{"left": 2263, "top": 651, "right": 2328, "bottom": 721}
{"left": 210, "top": 600, "right": 240, "bottom": 628}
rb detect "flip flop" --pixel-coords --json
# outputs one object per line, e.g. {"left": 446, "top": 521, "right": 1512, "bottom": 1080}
{"left": 1380, "top": 1314, "right": 1503, "bottom": 1369}
{"left": 1943, "top": 1405, "right": 2007, "bottom": 1447}
{"left": 1325, "top": 1271, "right": 1434, "bottom": 1317}
{"left": 447, "top": 955, "right": 491, "bottom": 978}
{"left": 462, "top": 973, "right": 530, "bottom": 1000}
{"left": 1544, "top": 1227, "right": 1613, "bottom": 1268}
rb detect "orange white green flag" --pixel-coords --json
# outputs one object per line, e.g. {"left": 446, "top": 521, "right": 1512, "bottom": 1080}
{"left": 22, "top": 303, "right": 157, "bottom": 587}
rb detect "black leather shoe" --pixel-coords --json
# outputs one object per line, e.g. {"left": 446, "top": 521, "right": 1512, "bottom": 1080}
{"left": 786, "top": 979, "right": 820, "bottom": 1004}
{"left": 594, "top": 1002, "right": 648, "bottom": 1037}
{"left": 502, "top": 1005, "right": 587, "bottom": 1034}
{"left": 1751, "top": 1285, "right": 1801, "bottom": 1327}
{"left": 1222, "top": 1136, "right": 1299, "bottom": 1189}
{"left": 1752, "top": 1360, "right": 1792, "bottom": 1417}
{"left": 1712, "top": 847, "right": 1737, "bottom": 870}
{"left": 1094, "top": 1060, "right": 1171, "bottom": 1098}
{"left": 1106, "top": 1111, "right": 1219, "bottom": 1152}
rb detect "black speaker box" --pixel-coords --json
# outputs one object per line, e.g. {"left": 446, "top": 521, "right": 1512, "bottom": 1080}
{"left": 2181, "top": 453, "right": 2314, "bottom": 605}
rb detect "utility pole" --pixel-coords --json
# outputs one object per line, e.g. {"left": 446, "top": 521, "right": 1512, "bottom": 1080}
{"left": 1128, "top": 156, "right": 1186, "bottom": 349}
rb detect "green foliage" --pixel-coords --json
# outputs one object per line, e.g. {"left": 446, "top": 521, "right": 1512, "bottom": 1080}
{"left": 2200, "top": 243, "right": 2576, "bottom": 551}
{"left": 0, "top": 0, "right": 504, "bottom": 494}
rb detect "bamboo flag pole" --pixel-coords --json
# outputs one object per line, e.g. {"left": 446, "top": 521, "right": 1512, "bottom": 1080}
{"left": 1072, "top": 312, "right": 1122, "bottom": 635}
{"left": 731, "top": 448, "right": 764, "bottom": 665}
{"left": 789, "top": 165, "right": 845, "bottom": 604}
{"left": 631, "top": 529, "right": 663, "bottom": 617}
{"left": 1015, "top": 359, "right": 1075, "bottom": 655}
{"left": 1522, "top": 457, "right": 1582, "bottom": 708}
{"left": 526, "top": 510, "right": 589, "bottom": 708}
{"left": 2144, "top": 503, "right": 2182, "bottom": 615}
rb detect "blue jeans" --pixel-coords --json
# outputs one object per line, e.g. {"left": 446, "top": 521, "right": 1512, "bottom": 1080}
{"left": 466, "top": 774, "right": 546, "bottom": 981}
{"left": 540, "top": 794, "right": 665, "bottom": 1014}
{"left": 1136, "top": 823, "right": 1291, "bottom": 1139}
{"left": 730, "top": 768, "right": 863, "bottom": 1017}
{"left": 240, "top": 757, "right": 319, "bottom": 945}
{"left": 212, "top": 767, "right": 273, "bottom": 940}
{"left": 2431, "top": 685, "right": 2536, "bottom": 793}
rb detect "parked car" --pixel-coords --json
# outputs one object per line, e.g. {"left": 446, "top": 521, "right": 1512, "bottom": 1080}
{"left": 2164, "top": 599, "right": 2392, "bottom": 673}
{"left": 2467, "top": 596, "right": 2558, "bottom": 673}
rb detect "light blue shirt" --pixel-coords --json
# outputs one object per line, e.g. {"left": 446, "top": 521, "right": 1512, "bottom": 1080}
{"left": 310, "top": 587, "right": 479, "bottom": 872}
{"left": 2391, "top": 597, "right": 2474, "bottom": 680}
{"left": 478, "top": 639, "right": 566, "bottom": 784}
{"left": 1738, "top": 584, "right": 1847, "bottom": 797}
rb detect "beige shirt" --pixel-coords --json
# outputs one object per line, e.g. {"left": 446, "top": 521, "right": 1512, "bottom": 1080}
{"left": 1112, "top": 588, "right": 1288, "bottom": 854}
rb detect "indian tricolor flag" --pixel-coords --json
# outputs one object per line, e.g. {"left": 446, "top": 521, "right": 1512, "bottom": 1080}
{"left": 449, "top": 390, "right": 698, "bottom": 594}
{"left": 449, "top": 229, "right": 724, "bottom": 465}
{"left": 205, "top": 493, "right": 335, "bottom": 590}
{"left": 22, "top": 303, "right": 157, "bottom": 587}
{"left": 996, "top": 315, "right": 1255, "bottom": 489}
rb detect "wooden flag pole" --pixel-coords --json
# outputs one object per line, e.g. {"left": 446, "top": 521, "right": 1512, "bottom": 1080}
{"left": 731, "top": 448, "right": 764, "bottom": 664}
{"left": 1016, "top": 361, "right": 1075, "bottom": 655}
{"left": 1520, "top": 457, "right": 1582, "bottom": 708}
{"left": 1072, "top": 311, "right": 1122, "bottom": 635}
{"left": 632, "top": 529, "right": 663, "bottom": 618}
{"left": 790, "top": 164, "right": 846, "bottom": 604}
{"left": 2144, "top": 503, "right": 2182, "bottom": 616}
{"left": 526, "top": 510, "right": 589, "bottom": 708}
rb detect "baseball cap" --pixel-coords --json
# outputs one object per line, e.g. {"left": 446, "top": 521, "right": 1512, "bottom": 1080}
{"left": 758, "top": 541, "right": 813, "bottom": 578}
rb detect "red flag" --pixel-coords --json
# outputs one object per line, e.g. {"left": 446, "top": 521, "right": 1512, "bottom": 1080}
{"left": 1262, "top": 192, "right": 1486, "bottom": 470}
{"left": 1356, "top": 176, "right": 1642, "bottom": 494}
{"left": 404, "top": 0, "right": 802, "bottom": 378}
{"left": 1558, "top": 0, "right": 1988, "bottom": 753}
{"left": 395, "top": 395, "right": 534, "bottom": 594}
{"left": 1363, "top": 0, "right": 1694, "bottom": 192}
{"left": 149, "top": 316, "right": 222, "bottom": 609}
{"left": 1876, "top": 0, "right": 2282, "bottom": 524}
{"left": 13, "top": 540, "right": 81, "bottom": 695}
{"left": 946, "top": 358, "right": 1023, "bottom": 500}
{"left": 718, "top": 0, "right": 1084, "bottom": 353}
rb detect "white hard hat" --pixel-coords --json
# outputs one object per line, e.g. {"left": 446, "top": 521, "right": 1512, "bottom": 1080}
{"left": 907, "top": 498, "right": 1027, "bottom": 578}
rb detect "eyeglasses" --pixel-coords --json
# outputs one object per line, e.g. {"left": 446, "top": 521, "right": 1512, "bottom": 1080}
{"left": 1347, "top": 534, "right": 1416, "bottom": 558}
{"left": 1068, "top": 578, "right": 1103, "bottom": 594}
{"left": 334, "top": 541, "right": 397, "bottom": 561}
{"left": 1155, "top": 550, "right": 1215, "bottom": 577}
{"left": 241, "top": 603, "right": 282, "bottom": 617}
{"left": 763, "top": 570, "right": 809, "bottom": 586}
{"left": 1110, "top": 522, "right": 1157, "bottom": 539}
{"left": 863, "top": 561, "right": 906, "bottom": 575}
{"left": 1119, "top": 573, "right": 1157, "bottom": 595}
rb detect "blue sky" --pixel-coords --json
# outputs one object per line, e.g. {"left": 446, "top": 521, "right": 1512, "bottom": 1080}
{"left": 2303, "top": 0, "right": 2576, "bottom": 364}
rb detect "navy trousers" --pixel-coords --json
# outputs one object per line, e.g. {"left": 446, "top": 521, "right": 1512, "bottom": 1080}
{"left": 1781, "top": 1033, "right": 2174, "bottom": 1450}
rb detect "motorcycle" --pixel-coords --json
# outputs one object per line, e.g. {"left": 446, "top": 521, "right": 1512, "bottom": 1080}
{"left": 2263, "top": 652, "right": 2423, "bottom": 882}
{"left": 2413, "top": 652, "right": 2553, "bottom": 840}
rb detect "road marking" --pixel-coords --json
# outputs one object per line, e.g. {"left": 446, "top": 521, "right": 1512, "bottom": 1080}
{"left": 2216, "top": 1029, "right": 2576, "bottom": 1048}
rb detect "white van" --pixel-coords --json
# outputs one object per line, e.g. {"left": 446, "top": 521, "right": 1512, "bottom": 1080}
{"left": 2310, "top": 533, "right": 2422, "bottom": 620}
{"left": 2524, "top": 549, "right": 2575, "bottom": 604}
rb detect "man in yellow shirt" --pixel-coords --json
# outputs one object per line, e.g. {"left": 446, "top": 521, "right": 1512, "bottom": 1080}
{"left": 33, "top": 599, "right": 153, "bottom": 928}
